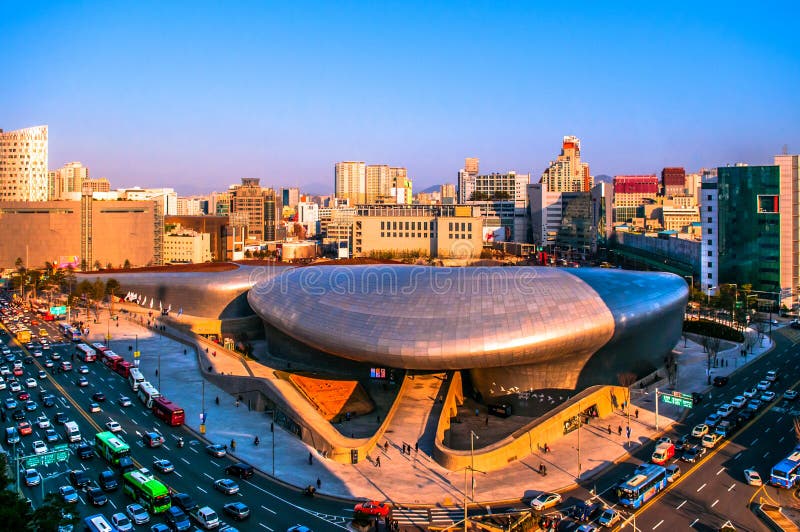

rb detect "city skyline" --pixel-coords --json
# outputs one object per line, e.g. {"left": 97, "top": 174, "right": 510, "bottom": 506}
{"left": 2, "top": 2, "right": 798, "bottom": 194}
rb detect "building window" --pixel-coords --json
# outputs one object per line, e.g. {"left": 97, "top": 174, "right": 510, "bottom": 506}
{"left": 380, "top": 221, "right": 384, "bottom": 230}
{"left": 707, "top": 251, "right": 712, "bottom": 256}
{"left": 449, "top": 222, "right": 453, "bottom": 231}
{"left": 707, "top": 228, "right": 712, "bottom": 234}
{"left": 707, "top": 239, "right": 712, "bottom": 245}
{"left": 707, "top": 206, "right": 712, "bottom": 212}
{"left": 707, "top": 273, "right": 712, "bottom": 279}
{"left": 708, "top": 262, "right": 712, "bottom": 267}
{"left": 468, "top": 223, "right": 472, "bottom": 231}
{"left": 707, "top": 195, "right": 712, "bottom": 201}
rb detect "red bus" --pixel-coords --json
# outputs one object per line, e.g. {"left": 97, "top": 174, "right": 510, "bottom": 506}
{"left": 43, "top": 312, "right": 54, "bottom": 322}
{"left": 102, "top": 354, "right": 122, "bottom": 370}
{"left": 114, "top": 360, "right": 134, "bottom": 378}
{"left": 151, "top": 397, "right": 185, "bottom": 426}
{"left": 91, "top": 343, "right": 109, "bottom": 354}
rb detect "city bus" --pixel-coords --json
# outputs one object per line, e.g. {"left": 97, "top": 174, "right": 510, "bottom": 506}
{"left": 95, "top": 431, "right": 131, "bottom": 466}
{"left": 59, "top": 323, "right": 72, "bottom": 337}
{"left": 770, "top": 448, "right": 800, "bottom": 488}
{"left": 129, "top": 368, "right": 145, "bottom": 391}
{"left": 84, "top": 514, "right": 115, "bottom": 532}
{"left": 137, "top": 382, "right": 161, "bottom": 409}
{"left": 122, "top": 469, "right": 171, "bottom": 514}
{"left": 75, "top": 343, "right": 97, "bottom": 363}
{"left": 102, "top": 353, "right": 123, "bottom": 370}
{"left": 152, "top": 396, "right": 185, "bottom": 426}
{"left": 69, "top": 327, "right": 82, "bottom": 342}
{"left": 617, "top": 463, "right": 668, "bottom": 509}
{"left": 114, "top": 360, "right": 134, "bottom": 378}
{"left": 91, "top": 342, "right": 109, "bottom": 354}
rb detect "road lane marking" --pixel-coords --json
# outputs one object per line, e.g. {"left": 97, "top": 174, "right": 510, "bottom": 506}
{"left": 110, "top": 500, "right": 117, "bottom": 509}
{"left": 711, "top": 499, "right": 719, "bottom": 508}
{"left": 259, "top": 525, "right": 273, "bottom": 531}
{"left": 752, "top": 438, "right": 759, "bottom": 445}
{"left": 697, "top": 483, "right": 706, "bottom": 492}
{"left": 203, "top": 472, "right": 214, "bottom": 480}
{"left": 173, "top": 471, "right": 182, "bottom": 478}
{"left": 716, "top": 468, "right": 724, "bottom": 476}
{"left": 766, "top": 427, "right": 771, "bottom": 433}
{"left": 764, "top": 451, "right": 770, "bottom": 458}
{"left": 778, "top": 416, "right": 784, "bottom": 423}
{"left": 690, "top": 518, "right": 699, "bottom": 527}
{"left": 653, "top": 520, "right": 664, "bottom": 530}
{"left": 676, "top": 500, "right": 686, "bottom": 510}
{"left": 196, "top": 486, "right": 207, "bottom": 493}
{"left": 733, "top": 452, "right": 742, "bottom": 460}
{"left": 728, "top": 483, "right": 736, "bottom": 492}
{"left": 779, "top": 436, "right": 785, "bottom": 443}
{"left": 243, "top": 479, "right": 349, "bottom": 529}
{"left": 180, "top": 457, "right": 190, "bottom": 465}
{"left": 190, "top": 447, "right": 199, "bottom": 454}
{"left": 261, "top": 505, "right": 276, "bottom": 514}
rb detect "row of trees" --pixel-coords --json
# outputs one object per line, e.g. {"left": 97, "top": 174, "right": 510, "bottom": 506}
{"left": 0, "top": 454, "right": 80, "bottom": 529}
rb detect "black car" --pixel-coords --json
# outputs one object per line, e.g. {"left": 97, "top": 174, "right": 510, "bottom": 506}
{"left": 98, "top": 470, "right": 118, "bottom": 491}
{"left": 76, "top": 441, "right": 94, "bottom": 460}
{"left": 117, "top": 456, "right": 135, "bottom": 474}
{"left": 691, "top": 392, "right": 704, "bottom": 405}
{"left": 165, "top": 506, "right": 191, "bottom": 531}
{"left": 681, "top": 445, "right": 707, "bottom": 463}
{"left": 53, "top": 412, "right": 68, "bottom": 425}
{"left": 738, "top": 407, "right": 755, "bottom": 422}
{"left": 170, "top": 492, "right": 197, "bottom": 513}
{"left": 86, "top": 486, "right": 108, "bottom": 506}
{"left": 224, "top": 462, "right": 255, "bottom": 479}
{"left": 23, "top": 356, "right": 33, "bottom": 365}
{"left": 713, "top": 376, "right": 729, "bottom": 387}
{"left": 69, "top": 469, "right": 90, "bottom": 488}
{"left": 11, "top": 409, "right": 25, "bottom": 421}
{"left": 91, "top": 392, "right": 106, "bottom": 402}
{"left": 677, "top": 434, "right": 693, "bottom": 451}
{"left": 222, "top": 502, "right": 250, "bottom": 521}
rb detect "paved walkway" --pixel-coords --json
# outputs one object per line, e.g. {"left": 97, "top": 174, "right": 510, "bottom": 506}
{"left": 88, "top": 309, "right": 776, "bottom": 507}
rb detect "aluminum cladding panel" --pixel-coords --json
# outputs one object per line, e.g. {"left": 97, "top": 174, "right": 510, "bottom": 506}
{"left": 248, "top": 265, "right": 617, "bottom": 370}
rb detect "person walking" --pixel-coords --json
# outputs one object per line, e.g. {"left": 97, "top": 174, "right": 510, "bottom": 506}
{"left": 375, "top": 456, "right": 381, "bottom": 468}
{"left": 618, "top": 425, "right": 622, "bottom": 436}
{"left": 308, "top": 452, "right": 313, "bottom": 465}
{"left": 316, "top": 477, "right": 321, "bottom": 490}
{"left": 635, "top": 409, "right": 639, "bottom": 419}
{"left": 607, "top": 424, "right": 612, "bottom": 435}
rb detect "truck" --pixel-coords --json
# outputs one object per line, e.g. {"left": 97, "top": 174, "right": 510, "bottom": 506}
{"left": 64, "top": 421, "right": 81, "bottom": 443}
{"left": 651, "top": 442, "right": 675, "bottom": 465}
{"left": 190, "top": 506, "right": 220, "bottom": 529}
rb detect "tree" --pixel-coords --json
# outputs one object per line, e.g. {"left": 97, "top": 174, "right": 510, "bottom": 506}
{"left": 744, "top": 330, "right": 757, "bottom": 354}
{"left": 31, "top": 492, "right": 80, "bottom": 531}
{"left": 0, "top": 454, "right": 33, "bottom": 528}
{"left": 705, "top": 336, "right": 722, "bottom": 384}
{"left": 123, "top": 259, "right": 131, "bottom": 269}
{"left": 664, "top": 350, "right": 678, "bottom": 387}
{"left": 617, "top": 372, "right": 638, "bottom": 412}
{"left": 754, "top": 320, "right": 769, "bottom": 346}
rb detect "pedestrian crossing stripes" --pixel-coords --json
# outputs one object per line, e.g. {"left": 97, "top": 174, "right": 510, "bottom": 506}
{"left": 392, "top": 507, "right": 466, "bottom": 527}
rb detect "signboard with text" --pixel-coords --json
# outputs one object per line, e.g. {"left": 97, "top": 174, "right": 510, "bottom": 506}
{"left": 49, "top": 306, "right": 67, "bottom": 316}
{"left": 661, "top": 391, "right": 693, "bottom": 409}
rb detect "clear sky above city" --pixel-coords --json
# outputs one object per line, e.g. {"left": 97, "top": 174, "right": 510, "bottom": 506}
{"left": 2, "top": 1, "right": 798, "bottom": 194}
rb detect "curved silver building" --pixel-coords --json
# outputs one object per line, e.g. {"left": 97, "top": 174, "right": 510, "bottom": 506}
{"left": 248, "top": 265, "right": 688, "bottom": 396}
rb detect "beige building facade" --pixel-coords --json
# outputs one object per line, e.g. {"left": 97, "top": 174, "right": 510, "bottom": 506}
{"left": 164, "top": 231, "right": 212, "bottom": 264}
{"left": 353, "top": 205, "right": 483, "bottom": 258}
{"left": 0, "top": 126, "right": 49, "bottom": 201}
{"left": 49, "top": 161, "right": 89, "bottom": 200}
{"left": 0, "top": 200, "right": 159, "bottom": 270}
{"left": 540, "top": 135, "right": 592, "bottom": 192}
{"left": 335, "top": 161, "right": 366, "bottom": 205}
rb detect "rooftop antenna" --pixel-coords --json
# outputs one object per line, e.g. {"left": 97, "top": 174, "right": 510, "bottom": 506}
{"left": 783, "top": 144, "right": 789, "bottom": 155}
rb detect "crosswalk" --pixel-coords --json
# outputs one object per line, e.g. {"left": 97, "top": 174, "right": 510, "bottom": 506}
{"left": 392, "top": 507, "right": 467, "bottom": 528}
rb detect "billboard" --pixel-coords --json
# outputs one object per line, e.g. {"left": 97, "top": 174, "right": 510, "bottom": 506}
{"left": 57, "top": 255, "right": 80, "bottom": 269}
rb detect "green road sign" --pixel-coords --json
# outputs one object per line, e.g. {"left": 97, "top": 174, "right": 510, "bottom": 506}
{"left": 22, "top": 445, "right": 71, "bottom": 468}
{"left": 49, "top": 306, "right": 67, "bottom": 316}
{"left": 661, "top": 393, "right": 693, "bottom": 409}
{"left": 23, "top": 456, "right": 41, "bottom": 468}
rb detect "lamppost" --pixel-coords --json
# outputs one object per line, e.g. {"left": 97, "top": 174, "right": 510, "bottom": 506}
{"left": 470, "top": 430, "right": 478, "bottom": 500}
{"left": 706, "top": 285, "right": 716, "bottom": 307}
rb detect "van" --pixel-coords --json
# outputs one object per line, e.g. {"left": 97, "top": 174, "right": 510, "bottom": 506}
{"left": 63, "top": 421, "right": 81, "bottom": 442}
{"left": 702, "top": 432, "right": 722, "bottom": 448}
{"left": 651, "top": 442, "right": 675, "bottom": 465}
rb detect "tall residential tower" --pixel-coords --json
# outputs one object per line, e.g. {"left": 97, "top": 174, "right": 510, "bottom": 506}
{"left": 540, "top": 136, "right": 592, "bottom": 192}
{"left": 0, "top": 125, "right": 48, "bottom": 201}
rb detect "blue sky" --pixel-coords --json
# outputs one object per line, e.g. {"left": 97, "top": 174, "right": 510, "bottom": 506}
{"left": 2, "top": 1, "right": 798, "bottom": 194}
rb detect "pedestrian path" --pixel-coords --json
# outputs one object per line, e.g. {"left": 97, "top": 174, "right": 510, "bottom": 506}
{"left": 89, "top": 307, "right": 776, "bottom": 511}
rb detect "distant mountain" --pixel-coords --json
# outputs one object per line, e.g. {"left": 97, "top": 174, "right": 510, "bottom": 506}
{"left": 300, "top": 182, "right": 332, "bottom": 196}
{"left": 419, "top": 184, "right": 441, "bottom": 194}
{"left": 594, "top": 174, "right": 613, "bottom": 184}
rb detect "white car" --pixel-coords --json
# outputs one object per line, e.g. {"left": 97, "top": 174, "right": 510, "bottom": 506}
{"left": 36, "top": 415, "right": 50, "bottom": 429}
{"left": 25, "top": 378, "right": 37, "bottom": 389}
{"left": 10, "top": 381, "right": 21, "bottom": 392}
{"left": 691, "top": 424, "right": 709, "bottom": 438}
{"left": 106, "top": 421, "right": 122, "bottom": 433}
{"left": 530, "top": 492, "right": 562, "bottom": 511}
{"left": 757, "top": 380, "right": 771, "bottom": 391}
{"left": 743, "top": 387, "right": 758, "bottom": 398}
{"left": 731, "top": 395, "right": 747, "bottom": 409}
{"left": 766, "top": 370, "right": 777, "bottom": 382}
{"left": 32, "top": 440, "right": 47, "bottom": 455}
{"left": 717, "top": 404, "right": 734, "bottom": 418}
{"left": 126, "top": 503, "right": 150, "bottom": 525}
{"left": 744, "top": 468, "right": 763, "bottom": 486}
{"left": 0, "top": 378, "right": 5, "bottom": 390}
{"left": 761, "top": 391, "right": 777, "bottom": 402}
{"left": 111, "top": 512, "right": 133, "bottom": 532}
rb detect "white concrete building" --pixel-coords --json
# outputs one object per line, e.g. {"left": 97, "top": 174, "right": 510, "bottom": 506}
{"left": 0, "top": 125, "right": 48, "bottom": 201}
{"left": 163, "top": 231, "right": 212, "bottom": 264}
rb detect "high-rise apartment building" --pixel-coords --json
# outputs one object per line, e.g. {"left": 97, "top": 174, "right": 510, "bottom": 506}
{"left": 440, "top": 183, "right": 456, "bottom": 203}
{"left": 540, "top": 136, "right": 592, "bottom": 193}
{"left": 612, "top": 175, "right": 659, "bottom": 222}
{"left": 365, "top": 164, "right": 390, "bottom": 203}
{"left": 83, "top": 178, "right": 111, "bottom": 194}
{"left": 776, "top": 154, "right": 800, "bottom": 301}
{"left": 49, "top": 161, "right": 89, "bottom": 200}
{"left": 0, "top": 125, "right": 48, "bottom": 201}
{"left": 661, "top": 167, "right": 686, "bottom": 197}
{"left": 335, "top": 161, "right": 366, "bottom": 205}
{"left": 176, "top": 197, "right": 205, "bottom": 216}
{"left": 457, "top": 157, "right": 479, "bottom": 203}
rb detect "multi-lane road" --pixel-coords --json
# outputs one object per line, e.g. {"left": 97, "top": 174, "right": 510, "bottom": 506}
{"left": 0, "top": 300, "right": 355, "bottom": 531}
{"left": 553, "top": 330, "right": 800, "bottom": 531}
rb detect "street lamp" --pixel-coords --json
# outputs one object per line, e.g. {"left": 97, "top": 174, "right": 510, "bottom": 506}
{"left": 470, "top": 430, "right": 478, "bottom": 500}
{"left": 706, "top": 285, "right": 716, "bottom": 306}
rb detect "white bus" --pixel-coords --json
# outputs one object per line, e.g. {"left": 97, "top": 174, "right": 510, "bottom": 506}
{"left": 75, "top": 343, "right": 97, "bottom": 363}
{"left": 137, "top": 381, "right": 161, "bottom": 409}
{"left": 84, "top": 513, "right": 114, "bottom": 532}
{"left": 128, "top": 368, "right": 145, "bottom": 391}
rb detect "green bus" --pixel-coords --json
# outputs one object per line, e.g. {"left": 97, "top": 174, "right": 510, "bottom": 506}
{"left": 94, "top": 431, "right": 131, "bottom": 466}
{"left": 122, "top": 469, "right": 171, "bottom": 513}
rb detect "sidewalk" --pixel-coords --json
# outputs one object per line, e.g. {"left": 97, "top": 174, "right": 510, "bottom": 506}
{"left": 87, "top": 310, "right": 776, "bottom": 507}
